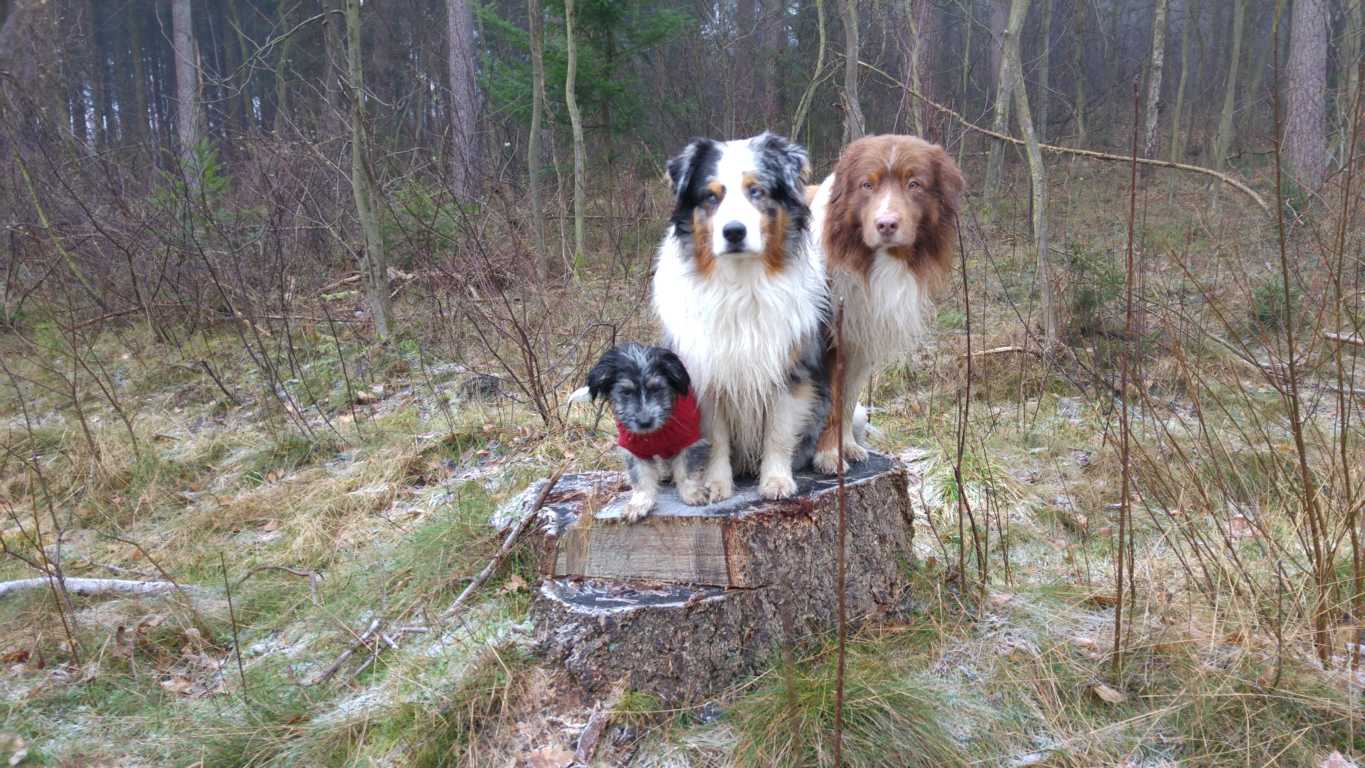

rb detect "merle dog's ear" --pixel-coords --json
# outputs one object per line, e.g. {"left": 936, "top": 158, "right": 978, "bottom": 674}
{"left": 755, "top": 132, "right": 810, "bottom": 194}
{"left": 586, "top": 349, "right": 621, "bottom": 402}
{"left": 666, "top": 138, "right": 715, "bottom": 199}
{"left": 656, "top": 350, "right": 691, "bottom": 395}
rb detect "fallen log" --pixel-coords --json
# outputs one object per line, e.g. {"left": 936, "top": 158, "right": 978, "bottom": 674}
{"left": 0, "top": 577, "right": 213, "bottom": 601}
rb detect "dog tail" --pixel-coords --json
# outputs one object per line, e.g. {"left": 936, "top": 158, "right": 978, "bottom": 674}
{"left": 568, "top": 386, "right": 592, "bottom": 404}
{"left": 852, "top": 403, "right": 880, "bottom": 447}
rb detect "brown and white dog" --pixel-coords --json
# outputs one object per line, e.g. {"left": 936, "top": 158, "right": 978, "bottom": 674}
{"left": 808, "top": 134, "right": 964, "bottom": 472}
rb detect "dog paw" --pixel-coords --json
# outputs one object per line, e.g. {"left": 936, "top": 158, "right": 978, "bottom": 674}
{"left": 622, "top": 492, "right": 654, "bottom": 522}
{"left": 813, "top": 448, "right": 843, "bottom": 475}
{"left": 843, "top": 439, "right": 869, "bottom": 463}
{"left": 758, "top": 472, "right": 798, "bottom": 500}
{"left": 703, "top": 474, "right": 734, "bottom": 503}
{"left": 677, "top": 481, "right": 708, "bottom": 506}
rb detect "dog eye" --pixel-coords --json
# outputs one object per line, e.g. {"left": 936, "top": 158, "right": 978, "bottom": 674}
{"left": 747, "top": 186, "right": 766, "bottom": 200}
{"left": 704, "top": 192, "right": 719, "bottom": 205}
{"left": 907, "top": 179, "right": 922, "bottom": 190}
{"left": 860, "top": 180, "right": 873, "bottom": 191}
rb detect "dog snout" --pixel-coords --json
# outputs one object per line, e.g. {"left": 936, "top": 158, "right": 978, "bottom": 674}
{"left": 722, "top": 221, "right": 747, "bottom": 246}
{"left": 875, "top": 215, "right": 899, "bottom": 237}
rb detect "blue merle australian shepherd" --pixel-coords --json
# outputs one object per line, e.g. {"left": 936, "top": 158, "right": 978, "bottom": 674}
{"left": 652, "top": 132, "right": 832, "bottom": 503}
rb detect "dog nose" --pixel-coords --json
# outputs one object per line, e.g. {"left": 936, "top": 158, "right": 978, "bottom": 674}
{"left": 722, "top": 222, "right": 746, "bottom": 245}
{"left": 876, "top": 215, "right": 899, "bottom": 236}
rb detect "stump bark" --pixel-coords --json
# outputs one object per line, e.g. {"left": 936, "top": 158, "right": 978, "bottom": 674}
{"left": 507, "top": 453, "right": 915, "bottom": 704}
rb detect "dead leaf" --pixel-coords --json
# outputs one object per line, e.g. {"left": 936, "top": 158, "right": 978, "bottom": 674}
{"left": 525, "top": 746, "right": 575, "bottom": 768}
{"left": 160, "top": 675, "right": 194, "bottom": 695}
{"left": 262, "top": 518, "right": 281, "bottom": 532}
{"left": 988, "top": 592, "right": 1015, "bottom": 607}
{"left": 500, "top": 574, "right": 529, "bottom": 594}
{"left": 1090, "top": 682, "right": 1127, "bottom": 705}
{"left": 1230, "top": 515, "right": 1256, "bottom": 540}
{"left": 1320, "top": 751, "right": 1359, "bottom": 768}
{"left": 1085, "top": 592, "right": 1120, "bottom": 608}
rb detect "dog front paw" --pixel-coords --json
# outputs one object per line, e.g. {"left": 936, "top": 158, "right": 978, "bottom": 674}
{"left": 677, "top": 479, "right": 708, "bottom": 506}
{"left": 622, "top": 491, "right": 655, "bottom": 522}
{"left": 813, "top": 447, "right": 843, "bottom": 475}
{"left": 758, "top": 471, "right": 798, "bottom": 500}
{"left": 843, "top": 439, "right": 868, "bottom": 463}
{"left": 703, "top": 473, "right": 734, "bottom": 503}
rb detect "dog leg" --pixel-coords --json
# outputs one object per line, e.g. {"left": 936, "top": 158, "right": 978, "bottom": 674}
{"left": 701, "top": 414, "right": 734, "bottom": 503}
{"left": 672, "top": 443, "right": 708, "bottom": 506}
{"left": 759, "top": 383, "right": 815, "bottom": 499}
{"left": 813, "top": 365, "right": 870, "bottom": 473}
{"left": 623, "top": 455, "right": 660, "bottom": 522}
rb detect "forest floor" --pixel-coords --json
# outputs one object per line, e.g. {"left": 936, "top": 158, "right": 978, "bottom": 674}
{"left": 1, "top": 165, "right": 1363, "bottom": 767}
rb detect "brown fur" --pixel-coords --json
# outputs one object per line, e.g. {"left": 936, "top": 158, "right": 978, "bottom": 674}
{"left": 824, "top": 135, "right": 964, "bottom": 288}
{"left": 691, "top": 208, "right": 716, "bottom": 279}
{"left": 762, "top": 207, "right": 789, "bottom": 277}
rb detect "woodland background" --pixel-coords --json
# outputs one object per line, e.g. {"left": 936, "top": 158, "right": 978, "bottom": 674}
{"left": 0, "top": 0, "right": 1363, "bottom": 766}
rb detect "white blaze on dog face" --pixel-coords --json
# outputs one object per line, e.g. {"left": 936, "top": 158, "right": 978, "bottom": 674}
{"left": 708, "top": 141, "right": 767, "bottom": 256}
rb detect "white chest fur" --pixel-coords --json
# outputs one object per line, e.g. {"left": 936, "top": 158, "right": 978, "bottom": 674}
{"left": 830, "top": 252, "right": 933, "bottom": 371}
{"left": 652, "top": 230, "right": 826, "bottom": 468}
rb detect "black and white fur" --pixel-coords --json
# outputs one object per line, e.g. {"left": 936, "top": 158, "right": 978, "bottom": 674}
{"left": 653, "top": 133, "right": 831, "bottom": 502}
{"left": 587, "top": 343, "right": 707, "bottom": 521}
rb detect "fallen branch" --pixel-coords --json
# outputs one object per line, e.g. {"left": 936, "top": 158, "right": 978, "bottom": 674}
{"left": 1325, "top": 330, "right": 1365, "bottom": 348}
{"left": 310, "top": 618, "right": 382, "bottom": 686}
{"left": 0, "top": 577, "right": 213, "bottom": 601}
{"left": 858, "top": 60, "right": 1271, "bottom": 216}
{"left": 959, "top": 345, "right": 1030, "bottom": 359}
{"left": 441, "top": 466, "right": 565, "bottom": 622}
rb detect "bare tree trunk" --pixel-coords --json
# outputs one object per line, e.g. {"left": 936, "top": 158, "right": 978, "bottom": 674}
{"left": 901, "top": 0, "right": 934, "bottom": 137}
{"left": 1285, "top": 0, "right": 1329, "bottom": 189}
{"left": 791, "top": 0, "right": 826, "bottom": 140}
{"left": 322, "top": 0, "right": 344, "bottom": 137}
{"left": 1037, "top": 0, "right": 1052, "bottom": 143}
{"left": 1072, "top": 0, "right": 1087, "bottom": 144}
{"left": 272, "top": 0, "right": 294, "bottom": 135}
{"left": 1141, "top": 0, "right": 1169, "bottom": 158}
{"left": 960, "top": 0, "right": 973, "bottom": 116}
{"left": 759, "top": 0, "right": 782, "bottom": 129}
{"left": 447, "top": 0, "right": 481, "bottom": 199}
{"left": 528, "top": 0, "right": 551, "bottom": 277}
{"left": 1212, "top": 0, "right": 1245, "bottom": 170}
{"left": 565, "top": 0, "right": 587, "bottom": 271}
{"left": 840, "top": 0, "right": 866, "bottom": 143}
{"left": 985, "top": 0, "right": 1014, "bottom": 198}
{"left": 1004, "top": 0, "right": 1052, "bottom": 347}
{"left": 1339, "top": 0, "right": 1362, "bottom": 166}
{"left": 171, "top": 0, "right": 201, "bottom": 180}
{"left": 735, "top": 0, "right": 756, "bottom": 132}
{"left": 344, "top": 0, "right": 393, "bottom": 341}
{"left": 1168, "top": 0, "right": 1197, "bottom": 163}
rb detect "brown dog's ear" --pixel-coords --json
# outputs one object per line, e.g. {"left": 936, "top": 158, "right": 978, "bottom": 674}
{"left": 931, "top": 146, "right": 965, "bottom": 216}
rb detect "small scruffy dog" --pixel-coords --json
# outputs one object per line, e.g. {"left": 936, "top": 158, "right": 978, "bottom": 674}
{"left": 586, "top": 343, "right": 707, "bottom": 521}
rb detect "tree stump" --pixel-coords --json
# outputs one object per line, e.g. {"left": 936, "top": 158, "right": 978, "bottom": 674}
{"left": 506, "top": 453, "right": 915, "bottom": 704}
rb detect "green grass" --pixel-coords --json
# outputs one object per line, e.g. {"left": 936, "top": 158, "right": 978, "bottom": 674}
{"left": 728, "top": 645, "right": 969, "bottom": 768}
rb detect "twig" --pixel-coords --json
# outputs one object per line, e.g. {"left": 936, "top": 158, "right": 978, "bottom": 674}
{"left": 220, "top": 553, "right": 248, "bottom": 699}
{"left": 857, "top": 60, "right": 1272, "bottom": 215}
{"left": 833, "top": 299, "right": 847, "bottom": 768}
{"left": 440, "top": 466, "right": 565, "bottom": 622}
{"left": 309, "top": 618, "right": 382, "bottom": 686}
{"left": 1114, "top": 77, "right": 1141, "bottom": 678}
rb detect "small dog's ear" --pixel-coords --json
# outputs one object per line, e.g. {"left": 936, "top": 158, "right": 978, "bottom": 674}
{"left": 666, "top": 138, "right": 715, "bottom": 199}
{"left": 586, "top": 350, "right": 619, "bottom": 402}
{"left": 657, "top": 350, "right": 691, "bottom": 395}
{"left": 755, "top": 132, "right": 810, "bottom": 194}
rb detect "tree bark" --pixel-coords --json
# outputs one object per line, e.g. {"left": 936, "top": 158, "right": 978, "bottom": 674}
{"left": 985, "top": 0, "right": 1015, "bottom": 198}
{"left": 1285, "top": 0, "right": 1329, "bottom": 189}
{"left": 1037, "top": 0, "right": 1052, "bottom": 143}
{"left": 171, "top": 0, "right": 202, "bottom": 180}
{"left": 1004, "top": 0, "right": 1052, "bottom": 347}
{"left": 791, "top": 0, "right": 826, "bottom": 140}
{"left": 901, "top": 0, "right": 934, "bottom": 137}
{"left": 1141, "top": 0, "right": 1169, "bottom": 158}
{"left": 271, "top": 0, "right": 295, "bottom": 135}
{"left": 446, "top": 0, "right": 481, "bottom": 199}
{"left": 840, "top": 0, "right": 866, "bottom": 143}
{"left": 759, "top": 0, "right": 783, "bottom": 129}
{"left": 321, "top": 0, "right": 344, "bottom": 137}
{"left": 344, "top": 0, "right": 393, "bottom": 341}
{"left": 564, "top": 0, "right": 587, "bottom": 271}
{"left": 1072, "top": 0, "right": 1087, "bottom": 144}
{"left": 1168, "top": 0, "right": 1197, "bottom": 163}
{"left": 528, "top": 0, "right": 553, "bottom": 277}
{"left": 1212, "top": 0, "right": 1245, "bottom": 170}
{"left": 1339, "top": 0, "right": 1362, "bottom": 166}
